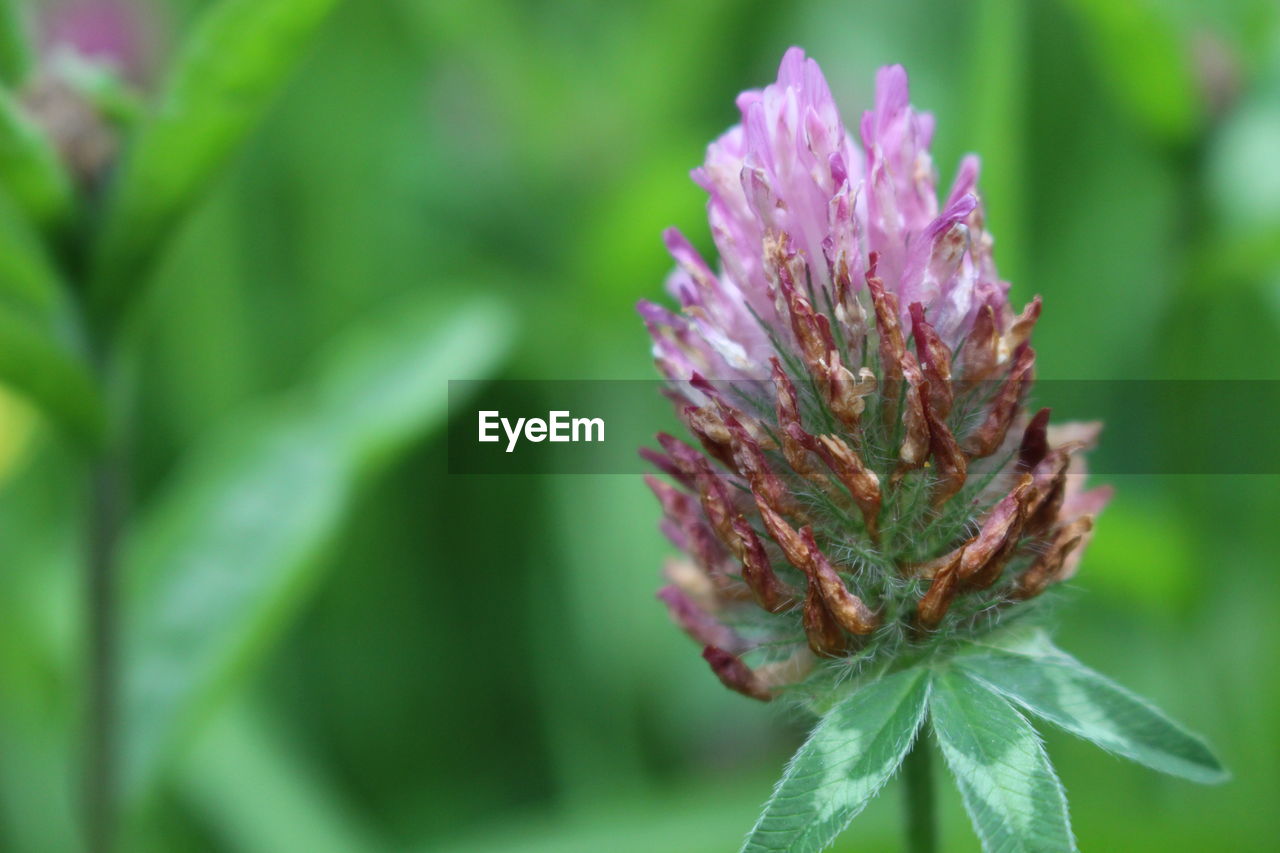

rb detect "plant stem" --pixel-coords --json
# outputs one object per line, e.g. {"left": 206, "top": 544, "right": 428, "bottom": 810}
{"left": 902, "top": 732, "right": 937, "bottom": 853}
{"left": 86, "top": 452, "right": 122, "bottom": 853}
{"left": 85, "top": 330, "right": 130, "bottom": 853}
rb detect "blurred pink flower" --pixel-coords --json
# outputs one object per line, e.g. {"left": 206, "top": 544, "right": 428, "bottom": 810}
{"left": 39, "top": 0, "right": 157, "bottom": 83}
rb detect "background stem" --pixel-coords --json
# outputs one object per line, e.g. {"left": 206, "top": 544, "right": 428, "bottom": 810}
{"left": 84, "top": 332, "right": 131, "bottom": 853}
{"left": 86, "top": 454, "right": 122, "bottom": 853}
{"left": 902, "top": 732, "right": 938, "bottom": 853}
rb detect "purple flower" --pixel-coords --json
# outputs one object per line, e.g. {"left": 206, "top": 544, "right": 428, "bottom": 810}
{"left": 640, "top": 49, "right": 1109, "bottom": 703}
{"left": 642, "top": 49, "right": 1020, "bottom": 383}
{"left": 39, "top": 0, "right": 157, "bottom": 84}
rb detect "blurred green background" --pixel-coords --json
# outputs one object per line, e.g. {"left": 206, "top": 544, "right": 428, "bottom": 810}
{"left": 1, "top": 0, "right": 1279, "bottom": 850}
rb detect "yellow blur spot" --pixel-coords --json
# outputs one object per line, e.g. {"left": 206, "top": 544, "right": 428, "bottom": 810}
{"left": 0, "top": 385, "right": 37, "bottom": 483}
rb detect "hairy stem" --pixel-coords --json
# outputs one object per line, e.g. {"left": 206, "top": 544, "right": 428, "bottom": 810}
{"left": 902, "top": 731, "right": 938, "bottom": 853}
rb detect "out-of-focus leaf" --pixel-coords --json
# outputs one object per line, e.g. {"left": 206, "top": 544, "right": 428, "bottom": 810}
{"left": 741, "top": 667, "right": 930, "bottom": 853}
{"left": 0, "top": 88, "right": 74, "bottom": 231}
{"left": 310, "top": 296, "right": 509, "bottom": 472}
{"left": 0, "top": 309, "right": 102, "bottom": 445}
{"left": 120, "top": 296, "right": 512, "bottom": 805}
{"left": 956, "top": 645, "right": 1227, "bottom": 784}
{"left": 0, "top": 194, "right": 103, "bottom": 445}
{"left": 0, "top": 193, "right": 63, "bottom": 317}
{"left": 431, "top": 772, "right": 797, "bottom": 853}
{"left": 0, "top": 0, "right": 31, "bottom": 86}
{"left": 121, "top": 413, "right": 346, "bottom": 801}
{"left": 0, "top": 711, "right": 79, "bottom": 853}
{"left": 1205, "top": 88, "right": 1280, "bottom": 234}
{"left": 966, "top": 0, "right": 1028, "bottom": 285}
{"left": 1080, "top": 493, "right": 1197, "bottom": 611}
{"left": 1058, "top": 0, "right": 1202, "bottom": 143}
{"left": 0, "top": 439, "right": 81, "bottom": 853}
{"left": 930, "top": 667, "right": 1075, "bottom": 853}
{"left": 179, "top": 701, "right": 384, "bottom": 853}
{"left": 91, "top": 0, "right": 341, "bottom": 320}
{"left": 0, "top": 385, "right": 35, "bottom": 478}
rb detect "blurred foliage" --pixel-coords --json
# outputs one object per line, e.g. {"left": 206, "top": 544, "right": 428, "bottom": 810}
{"left": 0, "top": 0, "right": 1278, "bottom": 851}
{"left": 89, "top": 0, "right": 341, "bottom": 321}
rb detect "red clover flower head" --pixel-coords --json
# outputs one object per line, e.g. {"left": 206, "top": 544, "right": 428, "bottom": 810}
{"left": 640, "top": 48, "right": 1112, "bottom": 705}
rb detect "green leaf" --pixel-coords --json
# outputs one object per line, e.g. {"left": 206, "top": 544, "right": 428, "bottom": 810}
{"left": 0, "top": 309, "right": 103, "bottom": 445}
{"left": 741, "top": 667, "right": 931, "bottom": 853}
{"left": 0, "top": 203, "right": 62, "bottom": 322}
{"left": 120, "top": 296, "right": 512, "bottom": 805}
{"left": 0, "top": 88, "right": 74, "bottom": 231}
{"left": 0, "top": 193, "right": 103, "bottom": 445}
{"left": 1059, "top": 0, "right": 1202, "bottom": 144}
{"left": 178, "top": 700, "right": 382, "bottom": 853}
{"left": 930, "top": 667, "right": 1075, "bottom": 853}
{"left": 956, "top": 644, "right": 1228, "bottom": 784}
{"left": 309, "top": 295, "right": 509, "bottom": 473}
{"left": 0, "top": 706, "right": 79, "bottom": 853}
{"left": 0, "top": 0, "right": 32, "bottom": 86}
{"left": 965, "top": 0, "right": 1027, "bottom": 284}
{"left": 91, "top": 0, "right": 341, "bottom": 319}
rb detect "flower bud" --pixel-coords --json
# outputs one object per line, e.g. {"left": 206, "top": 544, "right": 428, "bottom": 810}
{"left": 702, "top": 646, "right": 773, "bottom": 702}
{"left": 800, "top": 527, "right": 879, "bottom": 634}
{"left": 732, "top": 515, "right": 797, "bottom": 613}
{"left": 658, "top": 586, "right": 747, "bottom": 653}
